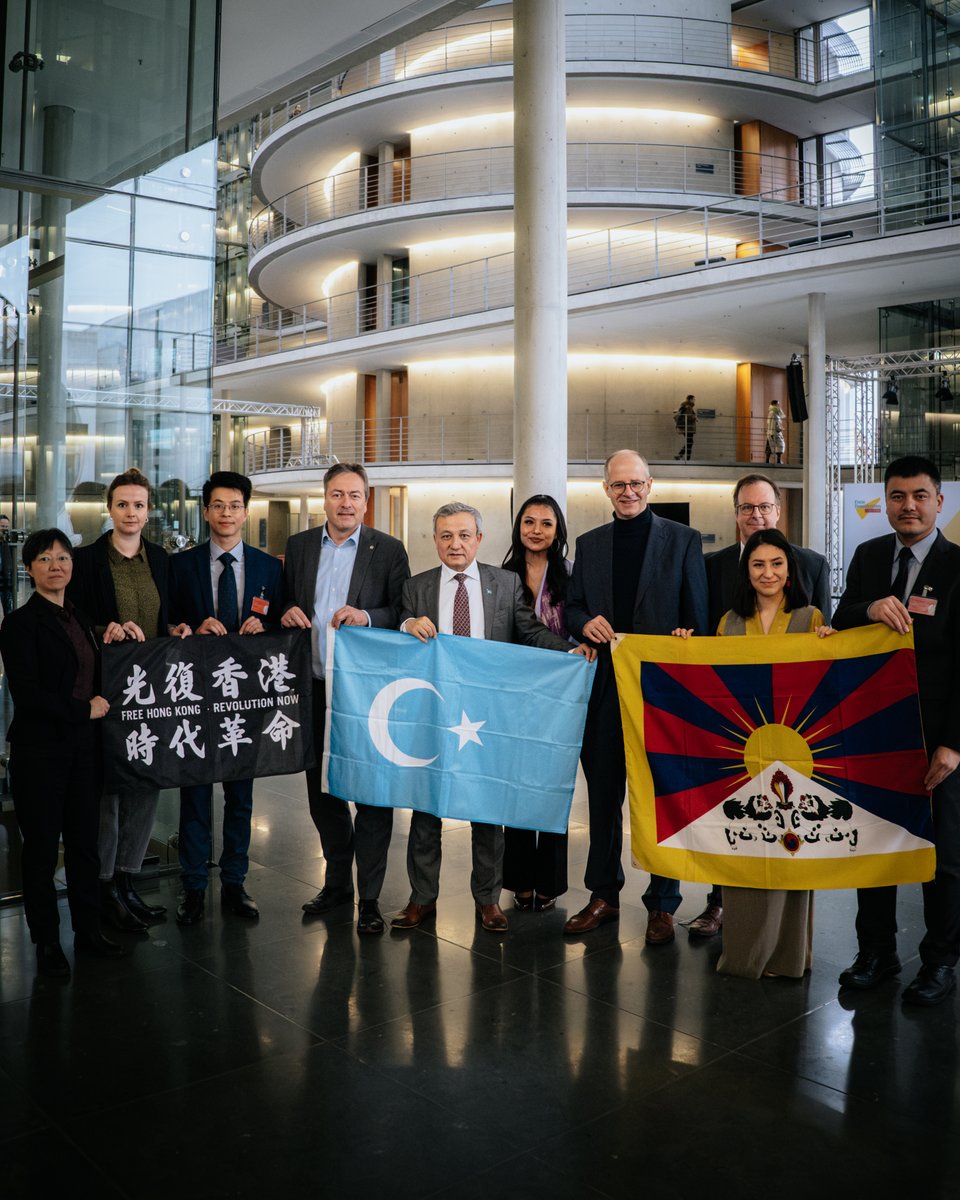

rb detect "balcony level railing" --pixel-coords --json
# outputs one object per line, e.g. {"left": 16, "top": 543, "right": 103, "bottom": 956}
{"left": 254, "top": 15, "right": 872, "bottom": 145}
{"left": 216, "top": 147, "right": 956, "bottom": 368}
{"left": 249, "top": 143, "right": 866, "bottom": 252}
{"left": 243, "top": 413, "right": 802, "bottom": 474}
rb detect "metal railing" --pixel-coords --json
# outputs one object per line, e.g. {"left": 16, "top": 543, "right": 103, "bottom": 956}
{"left": 243, "top": 412, "right": 804, "bottom": 473}
{"left": 254, "top": 15, "right": 872, "bottom": 145}
{"left": 216, "top": 147, "right": 957, "bottom": 368}
{"left": 249, "top": 143, "right": 869, "bottom": 252}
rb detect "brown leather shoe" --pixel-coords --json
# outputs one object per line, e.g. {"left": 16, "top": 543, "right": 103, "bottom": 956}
{"left": 563, "top": 898, "right": 620, "bottom": 935}
{"left": 476, "top": 902, "right": 509, "bottom": 931}
{"left": 390, "top": 901, "right": 436, "bottom": 929}
{"left": 688, "top": 905, "right": 722, "bottom": 937}
{"left": 646, "top": 910, "right": 675, "bottom": 945}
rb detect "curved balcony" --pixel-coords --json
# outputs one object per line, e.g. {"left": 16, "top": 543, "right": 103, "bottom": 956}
{"left": 253, "top": 14, "right": 872, "bottom": 148}
{"left": 249, "top": 142, "right": 826, "bottom": 255}
{"left": 242, "top": 413, "right": 806, "bottom": 476}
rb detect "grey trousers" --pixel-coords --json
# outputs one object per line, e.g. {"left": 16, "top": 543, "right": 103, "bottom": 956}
{"left": 406, "top": 811, "right": 503, "bottom": 906}
{"left": 98, "top": 789, "right": 160, "bottom": 878}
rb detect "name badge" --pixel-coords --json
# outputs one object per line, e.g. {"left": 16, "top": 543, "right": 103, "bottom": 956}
{"left": 251, "top": 596, "right": 270, "bottom": 615}
{"left": 908, "top": 595, "right": 937, "bottom": 617}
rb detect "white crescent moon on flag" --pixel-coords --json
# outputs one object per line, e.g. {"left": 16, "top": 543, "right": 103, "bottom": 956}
{"left": 367, "top": 678, "right": 443, "bottom": 768}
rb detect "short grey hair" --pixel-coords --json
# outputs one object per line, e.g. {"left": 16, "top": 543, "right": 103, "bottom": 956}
{"left": 433, "top": 501, "right": 483, "bottom": 534}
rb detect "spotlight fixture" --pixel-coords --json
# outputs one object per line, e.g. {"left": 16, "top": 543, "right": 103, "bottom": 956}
{"left": 882, "top": 372, "right": 899, "bottom": 406}
{"left": 936, "top": 375, "right": 954, "bottom": 409}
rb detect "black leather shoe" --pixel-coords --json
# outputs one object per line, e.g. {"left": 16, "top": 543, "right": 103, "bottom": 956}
{"left": 117, "top": 872, "right": 167, "bottom": 921}
{"left": 838, "top": 951, "right": 901, "bottom": 990}
{"left": 176, "top": 889, "right": 205, "bottom": 925}
{"left": 74, "top": 930, "right": 125, "bottom": 959}
{"left": 903, "top": 965, "right": 956, "bottom": 1007}
{"left": 221, "top": 884, "right": 260, "bottom": 919}
{"left": 302, "top": 886, "right": 354, "bottom": 915}
{"left": 99, "top": 879, "right": 148, "bottom": 933}
{"left": 357, "top": 900, "right": 384, "bottom": 935}
{"left": 36, "top": 942, "right": 70, "bottom": 979}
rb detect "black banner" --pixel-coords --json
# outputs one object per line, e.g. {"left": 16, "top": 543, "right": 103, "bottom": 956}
{"left": 101, "top": 630, "right": 314, "bottom": 790}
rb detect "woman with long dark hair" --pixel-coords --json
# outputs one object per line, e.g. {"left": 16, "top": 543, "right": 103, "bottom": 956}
{"left": 501, "top": 495, "right": 574, "bottom": 910}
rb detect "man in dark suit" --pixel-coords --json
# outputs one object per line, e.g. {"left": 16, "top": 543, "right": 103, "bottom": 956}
{"left": 705, "top": 473, "right": 832, "bottom": 634}
{"left": 833, "top": 455, "right": 960, "bottom": 1006}
{"left": 564, "top": 450, "right": 709, "bottom": 941}
{"left": 696, "top": 473, "right": 832, "bottom": 939}
{"left": 168, "top": 470, "right": 284, "bottom": 925}
{"left": 281, "top": 462, "right": 410, "bottom": 934}
{"left": 393, "top": 501, "right": 588, "bottom": 933}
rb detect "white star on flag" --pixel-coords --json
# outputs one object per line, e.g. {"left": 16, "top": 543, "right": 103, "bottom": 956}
{"left": 448, "top": 710, "right": 485, "bottom": 750}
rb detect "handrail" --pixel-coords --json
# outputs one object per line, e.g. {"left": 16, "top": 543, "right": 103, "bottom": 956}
{"left": 249, "top": 142, "right": 868, "bottom": 251}
{"left": 216, "top": 146, "right": 955, "bottom": 369}
{"left": 242, "top": 413, "right": 806, "bottom": 472}
{"left": 253, "top": 14, "right": 872, "bottom": 146}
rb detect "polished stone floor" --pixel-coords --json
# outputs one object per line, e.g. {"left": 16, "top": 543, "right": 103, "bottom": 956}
{"left": 2, "top": 772, "right": 959, "bottom": 1199}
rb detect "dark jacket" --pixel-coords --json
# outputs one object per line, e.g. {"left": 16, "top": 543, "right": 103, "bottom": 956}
{"left": 168, "top": 540, "right": 284, "bottom": 630}
{"left": 67, "top": 531, "right": 171, "bottom": 637}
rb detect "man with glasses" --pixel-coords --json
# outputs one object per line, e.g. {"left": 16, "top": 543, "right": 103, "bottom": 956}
{"left": 563, "top": 450, "right": 708, "bottom": 941}
{"left": 282, "top": 463, "right": 410, "bottom": 935}
{"left": 692, "top": 474, "right": 831, "bottom": 938}
{"left": 705, "top": 474, "right": 831, "bottom": 634}
{"left": 168, "top": 470, "right": 284, "bottom": 925}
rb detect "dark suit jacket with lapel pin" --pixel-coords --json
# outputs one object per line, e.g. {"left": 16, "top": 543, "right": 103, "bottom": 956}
{"left": 168, "top": 540, "right": 284, "bottom": 632}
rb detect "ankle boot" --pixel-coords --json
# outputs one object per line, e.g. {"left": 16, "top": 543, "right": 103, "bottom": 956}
{"left": 99, "top": 878, "right": 147, "bottom": 933}
{"left": 117, "top": 871, "right": 167, "bottom": 922}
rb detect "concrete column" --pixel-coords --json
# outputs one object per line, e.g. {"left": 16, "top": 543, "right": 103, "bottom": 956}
{"left": 804, "top": 292, "right": 827, "bottom": 553}
{"left": 513, "top": 0, "right": 567, "bottom": 509}
{"left": 37, "top": 106, "right": 74, "bottom": 529}
{"left": 219, "top": 413, "right": 233, "bottom": 470}
{"left": 266, "top": 499, "right": 289, "bottom": 556}
{"left": 298, "top": 492, "right": 312, "bottom": 532}
{"left": 378, "top": 142, "right": 395, "bottom": 208}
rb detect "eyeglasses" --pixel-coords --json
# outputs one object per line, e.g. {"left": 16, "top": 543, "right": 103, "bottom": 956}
{"left": 34, "top": 554, "right": 72, "bottom": 565}
{"left": 207, "top": 502, "right": 246, "bottom": 514}
{"left": 735, "top": 502, "right": 777, "bottom": 516}
{"left": 607, "top": 479, "right": 648, "bottom": 495}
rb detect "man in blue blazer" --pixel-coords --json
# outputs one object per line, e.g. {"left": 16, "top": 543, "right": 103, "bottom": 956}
{"left": 834, "top": 455, "right": 960, "bottom": 1006}
{"left": 168, "top": 471, "right": 284, "bottom": 925}
{"left": 564, "top": 450, "right": 709, "bottom": 941}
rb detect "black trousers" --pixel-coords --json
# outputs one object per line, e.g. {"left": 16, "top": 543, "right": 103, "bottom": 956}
{"left": 12, "top": 736, "right": 101, "bottom": 943}
{"left": 855, "top": 765, "right": 960, "bottom": 969}
{"left": 307, "top": 679, "right": 394, "bottom": 899}
{"left": 580, "top": 666, "right": 681, "bottom": 912}
{"left": 503, "top": 828, "right": 568, "bottom": 898}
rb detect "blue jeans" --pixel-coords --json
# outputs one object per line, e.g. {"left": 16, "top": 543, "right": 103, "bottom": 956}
{"left": 178, "top": 780, "right": 254, "bottom": 890}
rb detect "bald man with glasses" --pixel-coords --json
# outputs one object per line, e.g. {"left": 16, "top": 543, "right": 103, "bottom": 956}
{"left": 563, "top": 450, "right": 708, "bottom": 941}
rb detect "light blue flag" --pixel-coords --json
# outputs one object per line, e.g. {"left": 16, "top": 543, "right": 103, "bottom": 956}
{"left": 322, "top": 626, "right": 595, "bottom": 833}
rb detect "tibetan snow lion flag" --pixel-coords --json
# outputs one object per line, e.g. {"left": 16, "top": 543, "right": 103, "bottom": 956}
{"left": 323, "top": 626, "right": 595, "bottom": 832}
{"left": 612, "top": 625, "right": 935, "bottom": 889}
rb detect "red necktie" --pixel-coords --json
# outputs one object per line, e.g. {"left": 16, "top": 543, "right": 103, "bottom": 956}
{"left": 452, "top": 572, "right": 470, "bottom": 637}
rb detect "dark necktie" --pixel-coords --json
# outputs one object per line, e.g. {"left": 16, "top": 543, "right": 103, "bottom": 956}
{"left": 452, "top": 572, "right": 471, "bottom": 637}
{"left": 218, "top": 551, "right": 239, "bottom": 631}
{"left": 892, "top": 545, "right": 914, "bottom": 604}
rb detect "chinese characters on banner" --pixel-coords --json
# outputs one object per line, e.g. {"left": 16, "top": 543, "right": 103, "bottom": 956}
{"left": 101, "top": 630, "right": 314, "bottom": 790}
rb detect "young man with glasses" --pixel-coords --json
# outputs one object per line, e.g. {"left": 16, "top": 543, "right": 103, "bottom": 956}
{"left": 563, "top": 450, "right": 708, "bottom": 942}
{"left": 168, "top": 470, "right": 284, "bottom": 925}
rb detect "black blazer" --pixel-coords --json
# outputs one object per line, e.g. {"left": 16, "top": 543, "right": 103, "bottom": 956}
{"left": 168, "top": 540, "right": 284, "bottom": 630}
{"left": 705, "top": 541, "right": 832, "bottom": 633}
{"left": 833, "top": 530, "right": 960, "bottom": 751}
{"left": 0, "top": 592, "right": 100, "bottom": 747}
{"left": 67, "top": 532, "right": 171, "bottom": 636}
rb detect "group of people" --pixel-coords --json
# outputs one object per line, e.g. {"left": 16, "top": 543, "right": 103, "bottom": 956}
{"left": 3, "top": 451, "right": 958, "bottom": 1008}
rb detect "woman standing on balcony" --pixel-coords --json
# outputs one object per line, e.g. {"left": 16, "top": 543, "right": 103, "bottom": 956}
{"left": 765, "top": 398, "right": 786, "bottom": 464}
{"left": 674, "top": 395, "right": 698, "bottom": 462}
{"left": 501, "top": 495, "right": 575, "bottom": 911}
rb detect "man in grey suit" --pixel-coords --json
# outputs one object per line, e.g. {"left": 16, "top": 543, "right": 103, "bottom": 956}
{"left": 564, "top": 450, "right": 709, "bottom": 941}
{"left": 392, "top": 501, "right": 590, "bottom": 933}
{"left": 705, "top": 473, "right": 832, "bottom": 634}
{"left": 281, "top": 463, "right": 410, "bottom": 934}
{"left": 696, "top": 473, "right": 832, "bottom": 939}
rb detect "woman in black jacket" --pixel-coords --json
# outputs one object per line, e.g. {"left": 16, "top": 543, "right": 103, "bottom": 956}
{"left": 0, "top": 529, "right": 121, "bottom": 977}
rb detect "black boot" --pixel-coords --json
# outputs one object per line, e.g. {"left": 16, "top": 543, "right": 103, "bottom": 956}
{"left": 117, "top": 871, "right": 167, "bottom": 922}
{"left": 99, "top": 878, "right": 147, "bottom": 933}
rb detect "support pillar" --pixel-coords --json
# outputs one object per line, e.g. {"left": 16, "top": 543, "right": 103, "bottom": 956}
{"left": 804, "top": 292, "right": 827, "bottom": 554}
{"left": 513, "top": 0, "right": 567, "bottom": 509}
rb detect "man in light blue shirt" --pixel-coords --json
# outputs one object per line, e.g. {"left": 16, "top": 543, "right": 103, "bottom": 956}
{"left": 282, "top": 463, "right": 410, "bottom": 933}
